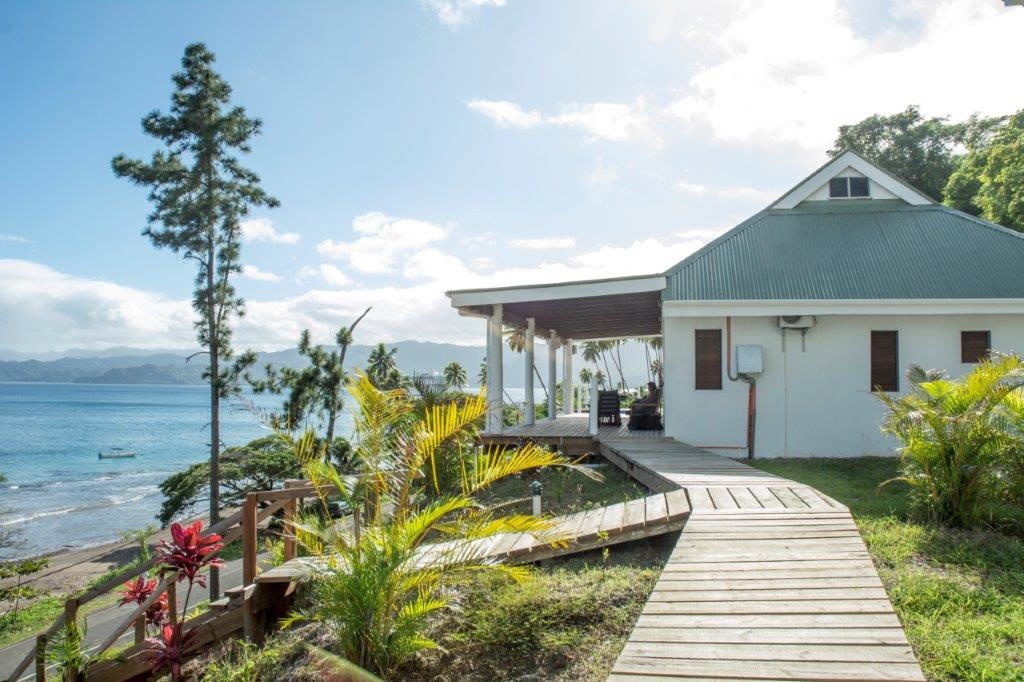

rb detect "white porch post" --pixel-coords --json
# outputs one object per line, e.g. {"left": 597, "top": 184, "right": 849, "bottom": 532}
{"left": 588, "top": 375, "right": 600, "bottom": 435}
{"left": 486, "top": 304, "right": 504, "bottom": 434}
{"left": 547, "top": 332, "right": 558, "bottom": 420}
{"left": 562, "top": 338, "right": 574, "bottom": 414}
{"left": 524, "top": 318, "right": 535, "bottom": 426}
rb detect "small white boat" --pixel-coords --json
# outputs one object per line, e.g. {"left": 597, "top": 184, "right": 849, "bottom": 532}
{"left": 98, "top": 448, "right": 138, "bottom": 459}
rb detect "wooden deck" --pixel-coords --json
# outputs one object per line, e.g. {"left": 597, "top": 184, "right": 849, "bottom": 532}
{"left": 256, "top": 488, "right": 690, "bottom": 585}
{"left": 601, "top": 438, "right": 924, "bottom": 681}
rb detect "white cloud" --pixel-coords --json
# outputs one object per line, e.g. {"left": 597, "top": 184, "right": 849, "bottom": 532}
{"left": 468, "top": 98, "right": 656, "bottom": 143}
{"left": 424, "top": 0, "right": 505, "bottom": 27}
{"left": 240, "top": 218, "right": 300, "bottom": 245}
{"left": 667, "top": 0, "right": 1024, "bottom": 152}
{"left": 510, "top": 237, "right": 576, "bottom": 250}
{"left": 0, "top": 234, "right": 30, "bottom": 244}
{"left": 240, "top": 264, "right": 281, "bottom": 282}
{"left": 467, "top": 100, "right": 543, "bottom": 128}
{"left": 298, "top": 263, "right": 353, "bottom": 288}
{"left": 316, "top": 211, "right": 448, "bottom": 274}
{"left": 676, "top": 180, "right": 777, "bottom": 203}
{"left": 586, "top": 157, "right": 620, "bottom": 188}
{"left": 0, "top": 259, "right": 194, "bottom": 351}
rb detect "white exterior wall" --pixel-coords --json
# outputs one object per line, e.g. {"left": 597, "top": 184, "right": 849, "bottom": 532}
{"left": 802, "top": 168, "right": 899, "bottom": 202}
{"left": 663, "top": 313, "right": 1024, "bottom": 458}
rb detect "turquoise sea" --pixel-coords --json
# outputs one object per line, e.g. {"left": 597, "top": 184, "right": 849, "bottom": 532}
{"left": 0, "top": 383, "right": 352, "bottom": 559}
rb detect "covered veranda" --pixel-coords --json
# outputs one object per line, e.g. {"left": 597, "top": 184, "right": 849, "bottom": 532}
{"left": 446, "top": 273, "right": 666, "bottom": 443}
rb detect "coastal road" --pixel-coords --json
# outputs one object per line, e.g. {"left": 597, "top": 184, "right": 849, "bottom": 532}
{"left": 0, "top": 558, "right": 247, "bottom": 681}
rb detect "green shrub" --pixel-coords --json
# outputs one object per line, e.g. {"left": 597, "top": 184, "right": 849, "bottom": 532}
{"left": 201, "top": 639, "right": 289, "bottom": 682}
{"left": 877, "top": 356, "right": 1024, "bottom": 527}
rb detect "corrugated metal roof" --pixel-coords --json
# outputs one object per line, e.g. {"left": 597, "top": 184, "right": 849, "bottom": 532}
{"left": 665, "top": 200, "right": 1024, "bottom": 300}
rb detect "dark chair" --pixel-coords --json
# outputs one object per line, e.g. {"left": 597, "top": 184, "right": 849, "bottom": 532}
{"left": 628, "top": 388, "right": 663, "bottom": 431}
{"left": 597, "top": 391, "right": 622, "bottom": 426}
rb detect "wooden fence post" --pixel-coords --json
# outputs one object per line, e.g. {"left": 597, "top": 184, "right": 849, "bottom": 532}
{"left": 134, "top": 613, "right": 146, "bottom": 644}
{"left": 167, "top": 581, "right": 178, "bottom": 625}
{"left": 242, "top": 493, "right": 259, "bottom": 586}
{"left": 283, "top": 480, "right": 298, "bottom": 561}
{"left": 63, "top": 599, "right": 80, "bottom": 682}
{"left": 35, "top": 633, "right": 47, "bottom": 681}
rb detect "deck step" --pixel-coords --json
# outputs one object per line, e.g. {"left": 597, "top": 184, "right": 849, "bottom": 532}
{"left": 208, "top": 597, "right": 231, "bottom": 611}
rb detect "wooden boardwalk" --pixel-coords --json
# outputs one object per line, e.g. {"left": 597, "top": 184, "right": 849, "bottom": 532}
{"left": 256, "top": 489, "right": 690, "bottom": 585}
{"left": 601, "top": 438, "right": 924, "bottom": 681}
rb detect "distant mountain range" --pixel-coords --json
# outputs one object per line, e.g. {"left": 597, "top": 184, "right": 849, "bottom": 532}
{"left": 0, "top": 341, "right": 654, "bottom": 388}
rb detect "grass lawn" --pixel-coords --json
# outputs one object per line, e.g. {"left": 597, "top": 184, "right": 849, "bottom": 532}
{"left": 747, "top": 456, "right": 1024, "bottom": 682}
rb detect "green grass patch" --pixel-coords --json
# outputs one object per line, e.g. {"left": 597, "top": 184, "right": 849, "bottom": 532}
{"left": 478, "top": 462, "right": 646, "bottom": 517}
{"left": 402, "top": 537, "right": 673, "bottom": 681}
{"left": 748, "top": 456, "right": 1024, "bottom": 682}
{"left": 0, "top": 596, "right": 63, "bottom": 647}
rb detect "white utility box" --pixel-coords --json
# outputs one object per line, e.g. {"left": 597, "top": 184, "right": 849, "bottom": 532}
{"left": 735, "top": 345, "right": 763, "bottom": 374}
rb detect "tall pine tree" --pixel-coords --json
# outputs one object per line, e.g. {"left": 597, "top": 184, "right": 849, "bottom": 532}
{"left": 113, "top": 43, "right": 278, "bottom": 598}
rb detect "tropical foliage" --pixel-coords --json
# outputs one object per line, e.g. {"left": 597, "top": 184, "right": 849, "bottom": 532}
{"left": 286, "top": 374, "right": 599, "bottom": 677}
{"left": 366, "top": 343, "right": 403, "bottom": 389}
{"left": 157, "top": 434, "right": 303, "bottom": 526}
{"left": 249, "top": 308, "right": 370, "bottom": 442}
{"left": 876, "top": 355, "right": 1024, "bottom": 528}
{"left": 442, "top": 361, "right": 467, "bottom": 390}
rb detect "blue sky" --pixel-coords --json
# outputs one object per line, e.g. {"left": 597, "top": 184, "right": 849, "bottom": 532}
{"left": 1, "top": 0, "right": 1022, "bottom": 353}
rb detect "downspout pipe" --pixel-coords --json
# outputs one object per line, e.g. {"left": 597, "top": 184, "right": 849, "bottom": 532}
{"left": 726, "top": 316, "right": 757, "bottom": 459}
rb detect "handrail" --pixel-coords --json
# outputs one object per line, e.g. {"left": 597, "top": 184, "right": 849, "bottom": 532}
{"left": 4, "top": 480, "right": 329, "bottom": 682}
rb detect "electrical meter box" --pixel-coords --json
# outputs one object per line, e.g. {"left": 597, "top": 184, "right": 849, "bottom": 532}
{"left": 735, "top": 345, "right": 763, "bottom": 374}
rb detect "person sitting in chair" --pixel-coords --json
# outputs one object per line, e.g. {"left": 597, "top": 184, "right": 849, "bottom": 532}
{"left": 634, "top": 382, "right": 660, "bottom": 410}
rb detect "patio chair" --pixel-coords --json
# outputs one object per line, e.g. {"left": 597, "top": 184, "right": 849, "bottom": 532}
{"left": 628, "top": 387, "right": 663, "bottom": 431}
{"left": 597, "top": 390, "right": 622, "bottom": 426}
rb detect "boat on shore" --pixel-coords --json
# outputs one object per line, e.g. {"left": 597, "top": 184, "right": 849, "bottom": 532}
{"left": 98, "top": 448, "right": 137, "bottom": 459}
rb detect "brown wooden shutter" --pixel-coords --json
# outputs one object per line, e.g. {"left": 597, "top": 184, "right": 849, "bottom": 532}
{"left": 961, "top": 331, "right": 991, "bottom": 363}
{"left": 870, "top": 330, "right": 898, "bottom": 392}
{"left": 695, "top": 329, "right": 722, "bottom": 390}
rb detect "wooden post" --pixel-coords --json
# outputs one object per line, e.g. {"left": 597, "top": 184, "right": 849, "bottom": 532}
{"left": 166, "top": 581, "right": 178, "bottom": 625}
{"left": 63, "top": 599, "right": 80, "bottom": 682}
{"left": 524, "top": 318, "right": 535, "bottom": 426}
{"left": 35, "top": 633, "right": 47, "bottom": 681}
{"left": 283, "top": 481, "right": 298, "bottom": 562}
{"left": 242, "top": 492, "right": 259, "bottom": 586}
{"left": 134, "top": 614, "right": 146, "bottom": 644}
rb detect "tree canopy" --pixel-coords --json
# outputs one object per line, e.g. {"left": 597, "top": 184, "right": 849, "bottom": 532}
{"left": 945, "top": 111, "right": 1024, "bottom": 232}
{"left": 830, "top": 105, "right": 1004, "bottom": 210}
{"left": 157, "top": 434, "right": 303, "bottom": 526}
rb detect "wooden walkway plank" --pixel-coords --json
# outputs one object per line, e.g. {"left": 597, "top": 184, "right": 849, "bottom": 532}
{"left": 599, "top": 437, "right": 924, "bottom": 682}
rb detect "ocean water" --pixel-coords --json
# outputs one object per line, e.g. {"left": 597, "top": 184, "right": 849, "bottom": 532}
{"left": 0, "top": 383, "right": 352, "bottom": 559}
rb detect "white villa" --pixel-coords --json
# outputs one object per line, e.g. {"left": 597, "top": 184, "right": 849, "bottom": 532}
{"left": 447, "top": 150, "right": 1024, "bottom": 458}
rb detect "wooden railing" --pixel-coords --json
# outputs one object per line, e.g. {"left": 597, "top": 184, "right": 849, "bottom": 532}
{"left": 5, "top": 480, "right": 335, "bottom": 682}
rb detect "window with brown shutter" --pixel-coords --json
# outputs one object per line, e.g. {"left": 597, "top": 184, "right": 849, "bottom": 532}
{"left": 870, "top": 330, "right": 899, "bottom": 392}
{"left": 961, "top": 331, "right": 991, "bottom": 363}
{"left": 695, "top": 329, "right": 722, "bottom": 390}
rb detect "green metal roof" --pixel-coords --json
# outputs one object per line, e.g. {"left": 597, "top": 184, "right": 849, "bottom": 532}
{"left": 665, "top": 200, "right": 1024, "bottom": 301}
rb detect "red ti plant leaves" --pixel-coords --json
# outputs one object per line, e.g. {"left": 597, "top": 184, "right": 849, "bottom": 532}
{"left": 118, "top": 576, "right": 169, "bottom": 626}
{"left": 155, "top": 520, "right": 225, "bottom": 588}
{"left": 145, "top": 621, "right": 197, "bottom": 681}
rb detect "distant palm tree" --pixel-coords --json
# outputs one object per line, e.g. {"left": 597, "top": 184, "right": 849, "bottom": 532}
{"left": 579, "top": 367, "right": 594, "bottom": 384}
{"left": 478, "top": 359, "right": 487, "bottom": 387}
{"left": 594, "top": 369, "right": 607, "bottom": 389}
{"left": 504, "top": 327, "right": 525, "bottom": 353}
{"left": 366, "top": 343, "right": 402, "bottom": 389}
{"left": 443, "top": 361, "right": 468, "bottom": 390}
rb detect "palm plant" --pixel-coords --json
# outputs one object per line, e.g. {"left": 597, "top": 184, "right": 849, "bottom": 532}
{"left": 366, "top": 343, "right": 403, "bottom": 390}
{"left": 877, "top": 355, "right": 1024, "bottom": 527}
{"left": 288, "top": 375, "right": 599, "bottom": 677}
{"left": 443, "top": 361, "right": 467, "bottom": 390}
{"left": 504, "top": 327, "right": 525, "bottom": 353}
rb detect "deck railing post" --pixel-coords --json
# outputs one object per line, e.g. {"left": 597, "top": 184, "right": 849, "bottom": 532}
{"left": 62, "top": 599, "right": 80, "bottom": 682}
{"left": 134, "top": 613, "right": 146, "bottom": 644}
{"left": 283, "top": 480, "right": 298, "bottom": 562}
{"left": 589, "top": 376, "right": 600, "bottom": 436}
{"left": 35, "top": 633, "right": 47, "bottom": 681}
{"left": 166, "top": 580, "right": 178, "bottom": 625}
{"left": 242, "top": 492, "right": 259, "bottom": 586}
